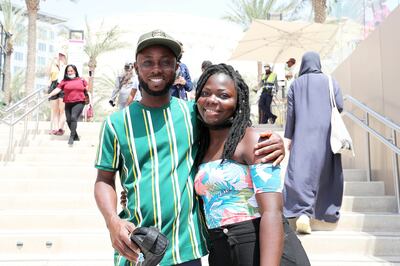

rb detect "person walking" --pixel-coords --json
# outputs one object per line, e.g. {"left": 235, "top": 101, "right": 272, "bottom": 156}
{"left": 283, "top": 51, "right": 344, "bottom": 234}
{"left": 94, "top": 29, "right": 286, "bottom": 266}
{"left": 258, "top": 64, "right": 278, "bottom": 124}
{"left": 47, "top": 52, "right": 67, "bottom": 135}
{"left": 109, "top": 62, "right": 138, "bottom": 110}
{"left": 48, "top": 64, "right": 87, "bottom": 145}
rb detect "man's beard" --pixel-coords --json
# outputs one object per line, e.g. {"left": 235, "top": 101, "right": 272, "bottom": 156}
{"left": 138, "top": 76, "right": 172, "bottom": 97}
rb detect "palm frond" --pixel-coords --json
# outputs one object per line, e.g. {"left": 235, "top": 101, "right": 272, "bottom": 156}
{"left": 0, "top": 0, "right": 26, "bottom": 44}
{"left": 84, "top": 19, "right": 130, "bottom": 60}
{"left": 222, "top": 0, "right": 286, "bottom": 29}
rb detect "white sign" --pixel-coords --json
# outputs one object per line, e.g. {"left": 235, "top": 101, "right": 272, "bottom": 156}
{"left": 68, "top": 39, "right": 85, "bottom": 76}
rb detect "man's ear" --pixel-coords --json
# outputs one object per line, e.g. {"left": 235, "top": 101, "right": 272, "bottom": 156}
{"left": 134, "top": 63, "right": 139, "bottom": 75}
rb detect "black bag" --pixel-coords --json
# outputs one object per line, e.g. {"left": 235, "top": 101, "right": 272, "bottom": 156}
{"left": 48, "top": 80, "right": 61, "bottom": 101}
{"left": 83, "top": 89, "right": 90, "bottom": 105}
{"left": 130, "top": 227, "right": 169, "bottom": 266}
{"left": 48, "top": 80, "right": 58, "bottom": 94}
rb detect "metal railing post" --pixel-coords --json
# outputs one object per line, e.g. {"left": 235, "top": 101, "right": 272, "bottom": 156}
{"left": 391, "top": 129, "right": 400, "bottom": 213}
{"left": 22, "top": 109, "right": 28, "bottom": 148}
{"left": 35, "top": 91, "right": 40, "bottom": 137}
{"left": 1, "top": 88, "right": 47, "bottom": 161}
{"left": 7, "top": 112, "right": 15, "bottom": 161}
{"left": 365, "top": 113, "right": 372, "bottom": 182}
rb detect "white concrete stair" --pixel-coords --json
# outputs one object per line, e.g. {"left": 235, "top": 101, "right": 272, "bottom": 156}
{"left": 1, "top": 123, "right": 400, "bottom": 265}
{"left": 0, "top": 230, "right": 112, "bottom": 254}
{"left": 299, "top": 231, "right": 400, "bottom": 256}
{"left": 344, "top": 181, "right": 385, "bottom": 196}
{"left": 309, "top": 255, "right": 400, "bottom": 266}
{"left": 0, "top": 210, "right": 105, "bottom": 230}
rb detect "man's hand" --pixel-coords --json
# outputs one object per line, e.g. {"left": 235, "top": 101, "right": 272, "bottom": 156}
{"left": 254, "top": 131, "right": 285, "bottom": 166}
{"left": 107, "top": 215, "right": 140, "bottom": 263}
{"left": 173, "top": 76, "right": 186, "bottom": 86}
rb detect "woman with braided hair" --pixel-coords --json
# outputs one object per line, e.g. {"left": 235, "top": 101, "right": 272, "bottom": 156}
{"left": 194, "top": 64, "right": 309, "bottom": 266}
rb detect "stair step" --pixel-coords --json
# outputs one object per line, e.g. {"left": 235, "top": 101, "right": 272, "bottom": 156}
{"left": 299, "top": 231, "right": 400, "bottom": 256}
{"left": 0, "top": 165, "right": 97, "bottom": 179}
{"left": 342, "top": 196, "right": 397, "bottom": 212}
{"left": 0, "top": 179, "right": 94, "bottom": 194}
{"left": 0, "top": 230, "right": 112, "bottom": 254}
{"left": 0, "top": 193, "right": 97, "bottom": 209}
{"left": 1, "top": 160, "right": 93, "bottom": 167}
{"left": 0, "top": 253, "right": 112, "bottom": 265}
{"left": 17, "top": 139, "right": 98, "bottom": 148}
{"left": 309, "top": 255, "right": 400, "bottom": 266}
{"left": 343, "top": 169, "right": 368, "bottom": 182}
{"left": 310, "top": 213, "right": 400, "bottom": 232}
{"left": 17, "top": 146, "right": 96, "bottom": 153}
{"left": 0, "top": 210, "right": 106, "bottom": 230}
{"left": 15, "top": 153, "right": 96, "bottom": 162}
{"left": 344, "top": 181, "right": 385, "bottom": 196}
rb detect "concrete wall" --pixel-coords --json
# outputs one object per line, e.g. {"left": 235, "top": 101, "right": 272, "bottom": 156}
{"left": 333, "top": 7, "right": 400, "bottom": 195}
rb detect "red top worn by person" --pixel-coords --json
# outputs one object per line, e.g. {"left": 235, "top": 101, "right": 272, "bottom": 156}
{"left": 58, "top": 78, "right": 87, "bottom": 103}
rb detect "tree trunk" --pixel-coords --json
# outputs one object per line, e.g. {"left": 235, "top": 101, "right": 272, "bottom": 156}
{"left": 3, "top": 48, "right": 12, "bottom": 104}
{"left": 312, "top": 0, "right": 327, "bottom": 23}
{"left": 88, "top": 58, "right": 97, "bottom": 94}
{"left": 25, "top": 0, "right": 40, "bottom": 95}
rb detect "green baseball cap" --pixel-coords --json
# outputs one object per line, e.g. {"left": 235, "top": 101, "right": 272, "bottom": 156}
{"left": 135, "top": 29, "right": 181, "bottom": 58}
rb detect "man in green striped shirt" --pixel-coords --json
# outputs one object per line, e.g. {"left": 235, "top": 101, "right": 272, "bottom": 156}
{"left": 94, "top": 29, "right": 285, "bottom": 266}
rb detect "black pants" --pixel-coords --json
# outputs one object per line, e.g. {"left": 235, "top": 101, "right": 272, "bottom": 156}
{"left": 258, "top": 90, "right": 276, "bottom": 124}
{"left": 208, "top": 217, "right": 310, "bottom": 266}
{"left": 64, "top": 102, "right": 84, "bottom": 138}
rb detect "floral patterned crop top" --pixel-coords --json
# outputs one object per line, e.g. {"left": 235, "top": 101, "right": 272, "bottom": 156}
{"left": 194, "top": 159, "right": 282, "bottom": 229}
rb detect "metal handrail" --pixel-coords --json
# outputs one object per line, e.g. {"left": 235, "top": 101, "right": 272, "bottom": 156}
{"left": 343, "top": 95, "right": 400, "bottom": 213}
{"left": 0, "top": 88, "right": 47, "bottom": 161}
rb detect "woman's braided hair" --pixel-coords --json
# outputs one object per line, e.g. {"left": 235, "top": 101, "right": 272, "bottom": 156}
{"left": 194, "top": 63, "right": 251, "bottom": 167}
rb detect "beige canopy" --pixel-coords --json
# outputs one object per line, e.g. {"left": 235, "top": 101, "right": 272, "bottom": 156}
{"left": 230, "top": 19, "right": 339, "bottom": 63}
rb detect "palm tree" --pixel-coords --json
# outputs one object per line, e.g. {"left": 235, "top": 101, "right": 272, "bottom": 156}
{"left": 91, "top": 69, "right": 117, "bottom": 121}
{"left": 312, "top": 0, "right": 327, "bottom": 23}
{"left": 24, "top": 0, "right": 39, "bottom": 95}
{"left": 0, "top": 0, "right": 25, "bottom": 104}
{"left": 24, "top": 0, "right": 77, "bottom": 95}
{"left": 84, "top": 19, "right": 129, "bottom": 95}
{"left": 9, "top": 68, "right": 25, "bottom": 102}
{"left": 223, "top": 0, "right": 294, "bottom": 82}
{"left": 288, "top": 0, "right": 330, "bottom": 23}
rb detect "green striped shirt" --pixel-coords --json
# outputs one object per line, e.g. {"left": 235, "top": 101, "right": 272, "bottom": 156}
{"left": 95, "top": 97, "right": 208, "bottom": 265}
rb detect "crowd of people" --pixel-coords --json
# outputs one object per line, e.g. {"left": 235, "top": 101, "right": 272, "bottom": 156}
{"left": 46, "top": 27, "right": 344, "bottom": 265}
{"left": 91, "top": 29, "right": 344, "bottom": 266}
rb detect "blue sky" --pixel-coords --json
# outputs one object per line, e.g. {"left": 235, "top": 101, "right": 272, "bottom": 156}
{"left": 33, "top": 0, "right": 235, "bottom": 28}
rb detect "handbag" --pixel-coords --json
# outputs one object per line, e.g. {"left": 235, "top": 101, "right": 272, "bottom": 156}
{"left": 86, "top": 104, "right": 94, "bottom": 119}
{"left": 130, "top": 226, "right": 169, "bottom": 266}
{"left": 328, "top": 75, "right": 354, "bottom": 156}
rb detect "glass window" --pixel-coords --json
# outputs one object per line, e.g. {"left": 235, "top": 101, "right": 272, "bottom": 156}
{"left": 38, "top": 43, "right": 46, "bottom": 52}
{"left": 13, "top": 66, "right": 23, "bottom": 73}
{"left": 14, "top": 52, "right": 24, "bottom": 61}
{"left": 38, "top": 28, "right": 47, "bottom": 40}
{"left": 49, "top": 45, "right": 54, "bottom": 53}
{"left": 37, "top": 56, "right": 46, "bottom": 66}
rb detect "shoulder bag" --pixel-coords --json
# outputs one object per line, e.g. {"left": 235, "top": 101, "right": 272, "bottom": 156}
{"left": 328, "top": 75, "right": 354, "bottom": 156}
